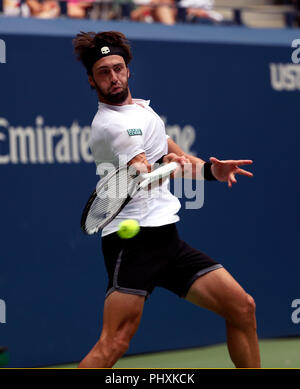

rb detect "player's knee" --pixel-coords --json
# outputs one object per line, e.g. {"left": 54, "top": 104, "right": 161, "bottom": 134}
{"left": 239, "top": 293, "right": 256, "bottom": 328}
{"left": 229, "top": 293, "right": 257, "bottom": 329}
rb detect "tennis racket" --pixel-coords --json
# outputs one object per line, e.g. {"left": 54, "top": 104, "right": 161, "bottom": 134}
{"left": 80, "top": 161, "right": 178, "bottom": 235}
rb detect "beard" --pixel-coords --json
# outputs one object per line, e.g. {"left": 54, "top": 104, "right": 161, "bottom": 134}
{"left": 94, "top": 80, "right": 129, "bottom": 105}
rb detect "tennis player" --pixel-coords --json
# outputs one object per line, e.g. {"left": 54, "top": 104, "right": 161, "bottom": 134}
{"left": 73, "top": 31, "right": 260, "bottom": 368}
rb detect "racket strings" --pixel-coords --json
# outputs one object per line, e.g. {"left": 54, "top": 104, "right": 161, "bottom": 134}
{"left": 85, "top": 168, "right": 136, "bottom": 233}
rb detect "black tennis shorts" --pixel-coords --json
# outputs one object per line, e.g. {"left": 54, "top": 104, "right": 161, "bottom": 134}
{"left": 101, "top": 223, "right": 223, "bottom": 300}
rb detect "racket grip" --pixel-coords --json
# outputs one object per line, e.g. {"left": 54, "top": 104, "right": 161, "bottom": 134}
{"left": 142, "top": 162, "right": 178, "bottom": 180}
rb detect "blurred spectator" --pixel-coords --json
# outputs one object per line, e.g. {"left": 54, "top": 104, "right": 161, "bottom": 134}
{"left": 87, "top": 0, "right": 119, "bottom": 20}
{"left": 177, "top": 0, "right": 223, "bottom": 23}
{"left": 130, "top": 0, "right": 222, "bottom": 24}
{"left": 131, "top": 0, "right": 176, "bottom": 25}
{"left": 130, "top": 0, "right": 155, "bottom": 23}
{"left": 26, "top": 0, "right": 60, "bottom": 18}
{"left": 3, "top": 0, "right": 30, "bottom": 16}
{"left": 3, "top": 0, "right": 21, "bottom": 15}
{"left": 152, "top": 0, "right": 176, "bottom": 24}
{"left": 66, "top": 0, "right": 94, "bottom": 19}
{"left": 291, "top": 0, "right": 300, "bottom": 26}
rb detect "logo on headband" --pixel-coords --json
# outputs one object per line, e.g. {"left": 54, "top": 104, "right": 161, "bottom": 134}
{"left": 101, "top": 46, "right": 110, "bottom": 55}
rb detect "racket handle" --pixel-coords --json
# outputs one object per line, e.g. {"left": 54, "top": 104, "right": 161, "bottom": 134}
{"left": 142, "top": 162, "right": 178, "bottom": 180}
{"left": 139, "top": 162, "right": 179, "bottom": 189}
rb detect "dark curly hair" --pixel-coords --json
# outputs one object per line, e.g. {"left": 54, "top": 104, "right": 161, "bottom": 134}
{"left": 73, "top": 31, "right": 133, "bottom": 75}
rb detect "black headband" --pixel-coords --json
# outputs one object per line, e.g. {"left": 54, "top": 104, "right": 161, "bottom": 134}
{"left": 86, "top": 45, "right": 128, "bottom": 74}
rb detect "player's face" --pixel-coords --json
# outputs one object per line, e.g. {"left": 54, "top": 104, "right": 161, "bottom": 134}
{"left": 89, "top": 55, "right": 130, "bottom": 104}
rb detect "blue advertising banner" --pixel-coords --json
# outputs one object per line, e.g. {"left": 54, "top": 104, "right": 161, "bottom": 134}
{"left": 0, "top": 17, "right": 299, "bottom": 367}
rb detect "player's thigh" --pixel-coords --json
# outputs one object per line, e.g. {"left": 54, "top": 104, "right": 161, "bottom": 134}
{"left": 185, "top": 267, "right": 254, "bottom": 320}
{"left": 101, "top": 291, "right": 145, "bottom": 339}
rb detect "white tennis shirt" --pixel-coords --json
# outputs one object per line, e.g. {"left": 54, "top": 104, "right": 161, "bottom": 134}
{"left": 89, "top": 98, "right": 181, "bottom": 236}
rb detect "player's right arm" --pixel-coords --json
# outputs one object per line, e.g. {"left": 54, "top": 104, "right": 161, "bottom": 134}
{"left": 128, "top": 153, "right": 151, "bottom": 173}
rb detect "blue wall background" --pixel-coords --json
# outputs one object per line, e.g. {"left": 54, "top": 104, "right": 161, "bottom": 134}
{"left": 0, "top": 17, "right": 299, "bottom": 367}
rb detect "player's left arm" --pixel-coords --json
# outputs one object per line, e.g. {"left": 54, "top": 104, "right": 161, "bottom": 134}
{"left": 166, "top": 138, "right": 253, "bottom": 188}
{"left": 165, "top": 138, "right": 205, "bottom": 178}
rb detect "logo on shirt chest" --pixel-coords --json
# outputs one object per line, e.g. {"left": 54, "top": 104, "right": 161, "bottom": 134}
{"left": 127, "top": 128, "right": 143, "bottom": 136}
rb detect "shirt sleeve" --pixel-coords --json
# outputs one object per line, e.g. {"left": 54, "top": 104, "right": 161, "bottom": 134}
{"left": 104, "top": 123, "right": 145, "bottom": 164}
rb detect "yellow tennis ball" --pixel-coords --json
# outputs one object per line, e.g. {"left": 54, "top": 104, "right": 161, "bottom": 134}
{"left": 117, "top": 219, "right": 140, "bottom": 239}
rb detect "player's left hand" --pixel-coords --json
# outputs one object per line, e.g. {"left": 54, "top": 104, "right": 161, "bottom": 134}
{"left": 210, "top": 157, "right": 253, "bottom": 188}
{"left": 163, "top": 153, "right": 190, "bottom": 178}
{"left": 163, "top": 153, "right": 190, "bottom": 168}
